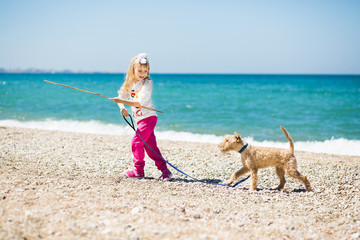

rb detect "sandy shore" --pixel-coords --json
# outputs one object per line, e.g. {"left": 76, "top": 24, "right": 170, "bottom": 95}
{"left": 0, "top": 126, "right": 359, "bottom": 240}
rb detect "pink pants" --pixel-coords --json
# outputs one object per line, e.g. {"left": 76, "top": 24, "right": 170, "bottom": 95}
{"left": 131, "top": 116, "right": 168, "bottom": 173}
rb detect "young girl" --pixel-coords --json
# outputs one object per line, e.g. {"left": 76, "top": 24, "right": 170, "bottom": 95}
{"left": 111, "top": 53, "right": 172, "bottom": 180}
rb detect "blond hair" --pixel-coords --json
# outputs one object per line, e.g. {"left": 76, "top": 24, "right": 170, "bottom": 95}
{"left": 118, "top": 55, "right": 150, "bottom": 94}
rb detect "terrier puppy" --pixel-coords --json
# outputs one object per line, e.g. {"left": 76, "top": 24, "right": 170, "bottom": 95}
{"left": 219, "top": 126, "right": 312, "bottom": 191}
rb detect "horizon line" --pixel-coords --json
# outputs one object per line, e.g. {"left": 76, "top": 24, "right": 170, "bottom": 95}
{"left": 0, "top": 69, "right": 359, "bottom": 76}
{"left": 1, "top": 73, "right": 360, "bottom": 76}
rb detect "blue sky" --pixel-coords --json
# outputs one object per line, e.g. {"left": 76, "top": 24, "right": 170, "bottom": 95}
{"left": 1, "top": 0, "right": 360, "bottom": 74}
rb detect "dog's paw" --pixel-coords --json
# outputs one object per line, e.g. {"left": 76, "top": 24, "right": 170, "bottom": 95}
{"left": 224, "top": 180, "right": 233, "bottom": 186}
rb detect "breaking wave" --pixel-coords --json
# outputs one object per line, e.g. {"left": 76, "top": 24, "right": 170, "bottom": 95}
{"left": 1, "top": 119, "right": 359, "bottom": 156}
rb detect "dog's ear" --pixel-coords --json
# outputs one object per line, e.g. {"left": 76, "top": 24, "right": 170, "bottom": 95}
{"left": 234, "top": 132, "right": 241, "bottom": 142}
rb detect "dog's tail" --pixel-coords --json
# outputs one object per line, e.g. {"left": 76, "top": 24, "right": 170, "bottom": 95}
{"left": 280, "top": 126, "right": 294, "bottom": 155}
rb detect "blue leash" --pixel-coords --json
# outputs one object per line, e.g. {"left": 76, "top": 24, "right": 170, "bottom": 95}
{"left": 123, "top": 115, "right": 250, "bottom": 188}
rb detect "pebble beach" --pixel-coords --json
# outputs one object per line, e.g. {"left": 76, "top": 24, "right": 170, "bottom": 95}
{"left": 1, "top": 126, "right": 359, "bottom": 240}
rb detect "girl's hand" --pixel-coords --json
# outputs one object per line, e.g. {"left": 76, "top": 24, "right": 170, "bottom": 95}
{"left": 110, "top": 97, "right": 122, "bottom": 103}
{"left": 110, "top": 97, "right": 141, "bottom": 108}
{"left": 121, "top": 108, "right": 129, "bottom": 117}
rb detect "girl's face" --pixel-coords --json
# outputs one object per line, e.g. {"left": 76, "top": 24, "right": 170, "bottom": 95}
{"left": 134, "top": 65, "right": 149, "bottom": 82}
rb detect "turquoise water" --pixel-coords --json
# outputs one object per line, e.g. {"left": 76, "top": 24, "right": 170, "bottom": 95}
{"left": 155, "top": 74, "right": 360, "bottom": 141}
{"left": 1, "top": 73, "right": 360, "bottom": 155}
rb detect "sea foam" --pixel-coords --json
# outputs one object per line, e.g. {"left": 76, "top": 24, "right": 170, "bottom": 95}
{"left": 1, "top": 119, "right": 359, "bottom": 156}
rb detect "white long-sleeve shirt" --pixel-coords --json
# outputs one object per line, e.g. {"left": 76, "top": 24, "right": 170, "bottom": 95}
{"left": 118, "top": 77, "right": 157, "bottom": 122}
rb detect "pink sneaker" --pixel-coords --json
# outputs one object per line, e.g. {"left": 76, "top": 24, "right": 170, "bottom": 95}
{"left": 124, "top": 169, "right": 144, "bottom": 179}
{"left": 159, "top": 170, "right": 172, "bottom": 181}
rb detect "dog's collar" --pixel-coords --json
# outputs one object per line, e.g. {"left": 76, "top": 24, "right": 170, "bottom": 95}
{"left": 239, "top": 143, "right": 248, "bottom": 153}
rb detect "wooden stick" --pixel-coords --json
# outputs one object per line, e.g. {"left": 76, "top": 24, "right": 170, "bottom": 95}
{"left": 44, "top": 80, "right": 163, "bottom": 113}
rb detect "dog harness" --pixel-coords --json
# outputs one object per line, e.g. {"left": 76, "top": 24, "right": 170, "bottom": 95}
{"left": 239, "top": 143, "right": 249, "bottom": 154}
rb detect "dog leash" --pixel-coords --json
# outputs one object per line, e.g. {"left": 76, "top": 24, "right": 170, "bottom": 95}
{"left": 123, "top": 115, "right": 250, "bottom": 188}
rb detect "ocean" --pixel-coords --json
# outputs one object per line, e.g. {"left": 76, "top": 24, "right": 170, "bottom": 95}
{"left": 1, "top": 73, "right": 360, "bottom": 156}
